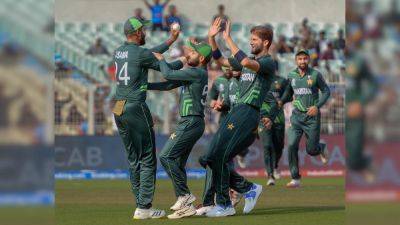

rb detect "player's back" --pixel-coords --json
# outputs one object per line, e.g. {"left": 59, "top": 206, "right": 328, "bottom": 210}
{"left": 179, "top": 67, "right": 208, "bottom": 118}
{"left": 114, "top": 43, "right": 149, "bottom": 103}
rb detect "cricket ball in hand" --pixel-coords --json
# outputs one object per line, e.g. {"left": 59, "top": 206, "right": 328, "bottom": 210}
{"left": 171, "top": 23, "right": 180, "bottom": 31}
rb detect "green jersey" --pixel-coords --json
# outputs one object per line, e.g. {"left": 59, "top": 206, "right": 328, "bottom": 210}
{"left": 148, "top": 60, "right": 208, "bottom": 117}
{"left": 228, "top": 77, "right": 240, "bottom": 109}
{"left": 113, "top": 42, "right": 183, "bottom": 102}
{"left": 228, "top": 55, "right": 276, "bottom": 109}
{"left": 261, "top": 75, "right": 288, "bottom": 124}
{"left": 345, "top": 55, "right": 377, "bottom": 105}
{"left": 208, "top": 75, "right": 231, "bottom": 114}
{"left": 282, "top": 67, "right": 330, "bottom": 112}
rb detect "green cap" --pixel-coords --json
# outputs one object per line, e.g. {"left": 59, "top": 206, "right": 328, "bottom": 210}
{"left": 185, "top": 40, "right": 212, "bottom": 60}
{"left": 124, "top": 17, "right": 151, "bottom": 34}
{"left": 295, "top": 48, "right": 309, "bottom": 56}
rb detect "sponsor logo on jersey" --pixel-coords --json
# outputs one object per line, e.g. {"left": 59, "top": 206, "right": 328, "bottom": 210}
{"left": 294, "top": 88, "right": 312, "bottom": 95}
{"left": 241, "top": 73, "right": 256, "bottom": 82}
{"left": 115, "top": 51, "right": 128, "bottom": 59}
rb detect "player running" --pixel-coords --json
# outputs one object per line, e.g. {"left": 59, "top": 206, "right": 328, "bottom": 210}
{"left": 281, "top": 49, "right": 331, "bottom": 188}
{"left": 148, "top": 39, "right": 211, "bottom": 219}
{"left": 204, "top": 18, "right": 275, "bottom": 217}
{"left": 258, "top": 75, "right": 288, "bottom": 186}
{"left": 112, "top": 17, "right": 182, "bottom": 219}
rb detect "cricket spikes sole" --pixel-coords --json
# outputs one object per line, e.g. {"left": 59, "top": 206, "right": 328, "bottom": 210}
{"left": 168, "top": 204, "right": 197, "bottom": 219}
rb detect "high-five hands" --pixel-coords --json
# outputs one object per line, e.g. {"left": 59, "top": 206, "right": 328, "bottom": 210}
{"left": 222, "top": 20, "right": 231, "bottom": 40}
{"left": 208, "top": 17, "right": 222, "bottom": 38}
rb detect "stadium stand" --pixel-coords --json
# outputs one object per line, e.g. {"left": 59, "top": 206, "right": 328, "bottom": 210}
{"left": 54, "top": 19, "right": 346, "bottom": 136}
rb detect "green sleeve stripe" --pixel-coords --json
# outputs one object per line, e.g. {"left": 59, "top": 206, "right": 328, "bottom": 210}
{"left": 139, "top": 84, "right": 148, "bottom": 92}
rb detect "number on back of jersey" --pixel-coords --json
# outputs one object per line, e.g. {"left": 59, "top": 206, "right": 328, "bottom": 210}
{"left": 115, "top": 62, "right": 130, "bottom": 85}
{"left": 201, "top": 85, "right": 208, "bottom": 106}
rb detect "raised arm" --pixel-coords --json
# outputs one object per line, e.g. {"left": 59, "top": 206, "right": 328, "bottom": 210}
{"left": 148, "top": 80, "right": 183, "bottom": 91}
{"left": 208, "top": 17, "right": 231, "bottom": 67}
{"left": 140, "top": 48, "right": 185, "bottom": 71}
{"left": 222, "top": 20, "right": 262, "bottom": 72}
{"left": 142, "top": 0, "right": 151, "bottom": 9}
{"left": 149, "top": 27, "right": 180, "bottom": 53}
{"left": 315, "top": 72, "right": 331, "bottom": 108}
{"left": 159, "top": 59, "right": 198, "bottom": 81}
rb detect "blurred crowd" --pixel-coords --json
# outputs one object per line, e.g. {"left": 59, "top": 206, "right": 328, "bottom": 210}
{"left": 52, "top": 0, "right": 348, "bottom": 136}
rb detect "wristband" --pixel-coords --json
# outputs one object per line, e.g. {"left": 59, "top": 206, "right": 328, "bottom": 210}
{"left": 212, "top": 49, "right": 222, "bottom": 60}
{"left": 234, "top": 50, "right": 247, "bottom": 63}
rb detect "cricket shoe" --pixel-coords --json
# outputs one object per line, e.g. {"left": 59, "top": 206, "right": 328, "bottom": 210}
{"left": 243, "top": 183, "right": 263, "bottom": 214}
{"left": 320, "top": 143, "right": 329, "bottom": 165}
{"left": 273, "top": 169, "right": 281, "bottom": 179}
{"left": 286, "top": 179, "right": 301, "bottom": 188}
{"left": 167, "top": 204, "right": 197, "bottom": 219}
{"left": 133, "top": 208, "right": 165, "bottom": 219}
{"left": 195, "top": 205, "right": 214, "bottom": 216}
{"left": 206, "top": 204, "right": 236, "bottom": 217}
{"left": 267, "top": 177, "right": 275, "bottom": 186}
{"left": 230, "top": 189, "right": 243, "bottom": 207}
{"left": 170, "top": 193, "right": 196, "bottom": 211}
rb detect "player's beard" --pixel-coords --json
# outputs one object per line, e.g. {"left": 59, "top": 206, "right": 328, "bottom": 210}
{"left": 186, "top": 55, "right": 199, "bottom": 67}
{"left": 298, "top": 63, "right": 308, "bottom": 70}
{"left": 251, "top": 44, "right": 262, "bottom": 55}
{"left": 139, "top": 32, "right": 146, "bottom": 45}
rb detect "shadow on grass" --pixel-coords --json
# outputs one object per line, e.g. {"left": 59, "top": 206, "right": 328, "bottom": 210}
{"left": 246, "top": 206, "right": 345, "bottom": 217}
{"left": 186, "top": 206, "right": 344, "bottom": 220}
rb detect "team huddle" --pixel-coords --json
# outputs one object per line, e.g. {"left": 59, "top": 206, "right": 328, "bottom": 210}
{"left": 112, "top": 16, "right": 330, "bottom": 219}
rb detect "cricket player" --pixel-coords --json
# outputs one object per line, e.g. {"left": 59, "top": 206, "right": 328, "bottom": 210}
{"left": 258, "top": 75, "right": 288, "bottom": 186}
{"left": 204, "top": 18, "right": 275, "bottom": 217}
{"left": 112, "top": 17, "right": 182, "bottom": 219}
{"left": 148, "top": 39, "right": 211, "bottom": 219}
{"left": 208, "top": 67, "right": 250, "bottom": 168}
{"left": 281, "top": 49, "right": 330, "bottom": 188}
{"left": 345, "top": 49, "right": 377, "bottom": 181}
{"left": 196, "top": 66, "right": 244, "bottom": 216}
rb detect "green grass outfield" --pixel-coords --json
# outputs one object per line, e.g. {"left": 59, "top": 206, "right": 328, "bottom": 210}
{"left": 56, "top": 177, "right": 344, "bottom": 225}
